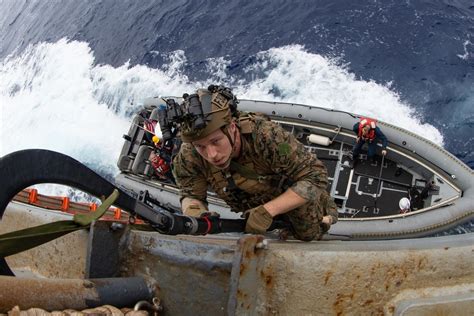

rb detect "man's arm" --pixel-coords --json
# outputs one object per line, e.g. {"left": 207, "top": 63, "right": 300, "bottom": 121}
{"left": 244, "top": 120, "right": 336, "bottom": 233}
{"left": 375, "top": 127, "right": 388, "bottom": 155}
{"left": 375, "top": 127, "right": 388, "bottom": 148}
{"left": 353, "top": 122, "right": 361, "bottom": 143}
{"left": 262, "top": 188, "right": 335, "bottom": 225}
{"left": 257, "top": 120, "right": 329, "bottom": 206}
{"left": 353, "top": 122, "right": 360, "bottom": 135}
{"left": 172, "top": 143, "right": 209, "bottom": 216}
{"left": 263, "top": 188, "right": 307, "bottom": 217}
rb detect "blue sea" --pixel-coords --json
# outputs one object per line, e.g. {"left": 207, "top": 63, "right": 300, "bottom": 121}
{"left": 0, "top": 0, "right": 473, "bottom": 209}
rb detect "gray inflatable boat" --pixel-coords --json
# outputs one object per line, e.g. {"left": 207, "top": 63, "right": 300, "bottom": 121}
{"left": 115, "top": 98, "right": 474, "bottom": 240}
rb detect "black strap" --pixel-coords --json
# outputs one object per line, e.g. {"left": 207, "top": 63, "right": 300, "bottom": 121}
{"left": 222, "top": 170, "right": 254, "bottom": 209}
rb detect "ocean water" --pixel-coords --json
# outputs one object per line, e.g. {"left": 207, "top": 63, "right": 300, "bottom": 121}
{"left": 0, "top": 0, "right": 472, "bottom": 182}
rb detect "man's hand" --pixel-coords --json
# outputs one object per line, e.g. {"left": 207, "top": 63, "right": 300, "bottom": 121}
{"left": 381, "top": 149, "right": 387, "bottom": 156}
{"left": 182, "top": 198, "right": 208, "bottom": 217}
{"left": 320, "top": 215, "right": 334, "bottom": 234}
{"left": 322, "top": 215, "right": 333, "bottom": 225}
{"left": 245, "top": 205, "right": 273, "bottom": 234}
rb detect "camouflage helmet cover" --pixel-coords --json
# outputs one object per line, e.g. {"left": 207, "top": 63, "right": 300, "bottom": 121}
{"left": 180, "top": 88, "right": 234, "bottom": 142}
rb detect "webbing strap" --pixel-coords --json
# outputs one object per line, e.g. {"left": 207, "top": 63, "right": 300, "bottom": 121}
{"left": 229, "top": 161, "right": 290, "bottom": 189}
{"left": 230, "top": 161, "right": 266, "bottom": 181}
{"left": 0, "top": 189, "right": 119, "bottom": 258}
{"left": 0, "top": 220, "right": 85, "bottom": 258}
{"left": 73, "top": 189, "right": 119, "bottom": 225}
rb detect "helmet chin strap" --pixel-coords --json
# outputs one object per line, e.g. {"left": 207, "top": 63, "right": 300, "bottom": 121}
{"left": 219, "top": 124, "right": 238, "bottom": 168}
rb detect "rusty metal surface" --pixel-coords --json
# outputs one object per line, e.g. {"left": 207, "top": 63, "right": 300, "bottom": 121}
{"left": 122, "top": 231, "right": 474, "bottom": 315}
{"left": 2, "top": 201, "right": 473, "bottom": 315}
{"left": 1, "top": 202, "right": 88, "bottom": 278}
{"left": 121, "top": 232, "right": 238, "bottom": 316}
{"left": 390, "top": 283, "right": 474, "bottom": 315}
{"left": 0, "top": 276, "right": 151, "bottom": 312}
{"left": 258, "top": 235, "right": 474, "bottom": 315}
{"left": 0, "top": 276, "right": 98, "bottom": 311}
{"left": 227, "top": 235, "right": 267, "bottom": 315}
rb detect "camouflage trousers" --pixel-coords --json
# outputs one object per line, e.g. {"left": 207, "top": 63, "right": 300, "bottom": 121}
{"left": 283, "top": 191, "right": 338, "bottom": 242}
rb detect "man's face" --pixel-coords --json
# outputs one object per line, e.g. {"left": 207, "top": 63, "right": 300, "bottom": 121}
{"left": 192, "top": 125, "right": 234, "bottom": 169}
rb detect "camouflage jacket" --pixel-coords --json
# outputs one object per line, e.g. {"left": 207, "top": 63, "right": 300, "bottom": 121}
{"left": 172, "top": 113, "right": 329, "bottom": 213}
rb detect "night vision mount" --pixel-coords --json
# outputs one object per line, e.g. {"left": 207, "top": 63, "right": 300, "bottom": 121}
{"left": 158, "top": 85, "right": 238, "bottom": 142}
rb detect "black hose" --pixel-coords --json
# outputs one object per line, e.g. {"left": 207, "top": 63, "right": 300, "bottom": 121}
{"left": 0, "top": 149, "right": 287, "bottom": 275}
{"left": 0, "top": 149, "right": 137, "bottom": 217}
{"left": 0, "top": 149, "right": 140, "bottom": 275}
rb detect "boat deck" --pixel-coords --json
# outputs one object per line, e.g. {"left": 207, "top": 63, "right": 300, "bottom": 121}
{"left": 117, "top": 106, "right": 445, "bottom": 221}
{"left": 114, "top": 100, "right": 469, "bottom": 239}
{"left": 304, "top": 140, "right": 419, "bottom": 218}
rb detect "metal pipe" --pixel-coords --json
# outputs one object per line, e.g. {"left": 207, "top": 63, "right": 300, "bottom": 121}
{"left": 0, "top": 276, "right": 152, "bottom": 312}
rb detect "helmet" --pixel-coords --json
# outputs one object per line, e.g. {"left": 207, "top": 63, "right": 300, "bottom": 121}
{"left": 399, "top": 197, "right": 411, "bottom": 211}
{"left": 180, "top": 87, "right": 236, "bottom": 143}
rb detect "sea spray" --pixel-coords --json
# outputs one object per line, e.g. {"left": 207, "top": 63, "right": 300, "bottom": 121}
{"left": 1, "top": 39, "right": 445, "bottom": 197}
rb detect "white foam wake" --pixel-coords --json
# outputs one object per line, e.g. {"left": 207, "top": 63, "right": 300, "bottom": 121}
{"left": 1, "top": 39, "right": 444, "bottom": 189}
{"left": 238, "top": 45, "right": 443, "bottom": 143}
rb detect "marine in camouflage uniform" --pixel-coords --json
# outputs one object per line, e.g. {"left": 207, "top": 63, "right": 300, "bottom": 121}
{"left": 172, "top": 87, "right": 338, "bottom": 241}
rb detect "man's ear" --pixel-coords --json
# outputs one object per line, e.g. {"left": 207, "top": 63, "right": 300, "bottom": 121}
{"left": 228, "top": 121, "right": 237, "bottom": 133}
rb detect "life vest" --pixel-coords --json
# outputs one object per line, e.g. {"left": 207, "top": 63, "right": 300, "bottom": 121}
{"left": 358, "top": 118, "right": 377, "bottom": 141}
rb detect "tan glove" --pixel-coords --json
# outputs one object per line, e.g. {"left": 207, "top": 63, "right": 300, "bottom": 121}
{"left": 182, "top": 198, "right": 208, "bottom": 217}
{"left": 244, "top": 205, "right": 273, "bottom": 234}
{"left": 184, "top": 204, "right": 207, "bottom": 217}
